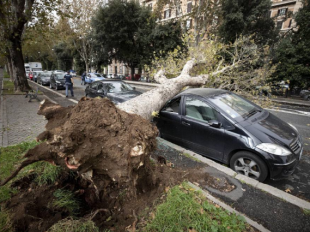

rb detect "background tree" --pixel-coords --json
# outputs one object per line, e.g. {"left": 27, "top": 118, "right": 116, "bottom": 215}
{"left": 0, "top": 0, "right": 62, "bottom": 92}
{"left": 91, "top": 0, "right": 185, "bottom": 78}
{"left": 63, "top": 0, "right": 101, "bottom": 73}
{"left": 218, "top": 0, "right": 277, "bottom": 45}
{"left": 272, "top": 0, "right": 310, "bottom": 88}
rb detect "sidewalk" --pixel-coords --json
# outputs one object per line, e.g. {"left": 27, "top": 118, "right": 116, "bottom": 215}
{"left": 1, "top": 69, "right": 310, "bottom": 231}
{"left": 0, "top": 69, "right": 47, "bottom": 146}
{"left": 271, "top": 95, "right": 310, "bottom": 107}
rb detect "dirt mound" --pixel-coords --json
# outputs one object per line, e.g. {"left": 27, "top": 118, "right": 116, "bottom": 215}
{"left": 2, "top": 98, "right": 206, "bottom": 231}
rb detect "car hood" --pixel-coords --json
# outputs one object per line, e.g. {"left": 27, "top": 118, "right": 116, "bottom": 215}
{"left": 109, "top": 90, "right": 141, "bottom": 102}
{"left": 56, "top": 79, "right": 66, "bottom": 83}
{"left": 242, "top": 111, "right": 298, "bottom": 147}
{"left": 91, "top": 77, "right": 104, "bottom": 81}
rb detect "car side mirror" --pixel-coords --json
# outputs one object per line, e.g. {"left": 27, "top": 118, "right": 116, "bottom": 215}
{"left": 208, "top": 120, "right": 222, "bottom": 128}
{"left": 164, "top": 107, "right": 174, "bottom": 112}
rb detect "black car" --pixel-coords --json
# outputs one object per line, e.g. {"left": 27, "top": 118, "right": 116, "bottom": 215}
{"left": 154, "top": 88, "right": 303, "bottom": 182}
{"left": 85, "top": 80, "right": 141, "bottom": 104}
{"left": 37, "top": 72, "right": 52, "bottom": 86}
{"left": 50, "top": 72, "right": 66, "bottom": 90}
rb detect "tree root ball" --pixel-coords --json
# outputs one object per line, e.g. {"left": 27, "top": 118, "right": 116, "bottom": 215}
{"left": 36, "top": 97, "right": 158, "bottom": 200}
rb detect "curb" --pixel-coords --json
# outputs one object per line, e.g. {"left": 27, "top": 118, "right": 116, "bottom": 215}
{"left": 188, "top": 182, "right": 271, "bottom": 232}
{"left": 28, "top": 80, "right": 79, "bottom": 104}
{"left": 158, "top": 138, "right": 310, "bottom": 210}
{"left": 271, "top": 99, "right": 310, "bottom": 107}
{"left": 0, "top": 79, "right": 8, "bottom": 147}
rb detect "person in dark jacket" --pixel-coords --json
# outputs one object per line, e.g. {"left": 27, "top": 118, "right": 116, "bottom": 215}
{"left": 81, "top": 72, "right": 86, "bottom": 85}
{"left": 64, "top": 71, "right": 74, "bottom": 97}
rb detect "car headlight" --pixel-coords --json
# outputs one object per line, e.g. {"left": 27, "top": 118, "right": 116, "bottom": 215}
{"left": 256, "top": 143, "right": 291, "bottom": 156}
{"left": 288, "top": 123, "right": 298, "bottom": 132}
{"left": 56, "top": 81, "right": 61, "bottom": 84}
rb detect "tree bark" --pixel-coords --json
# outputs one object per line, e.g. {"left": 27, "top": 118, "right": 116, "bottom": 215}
{"left": 9, "top": 37, "right": 31, "bottom": 92}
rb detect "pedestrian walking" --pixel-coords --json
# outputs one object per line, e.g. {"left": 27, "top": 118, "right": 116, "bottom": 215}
{"left": 64, "top": 71, "right": 74, "bottom": 97}
{"left": 81, "top": 72, "right": 86, "bottom": 85}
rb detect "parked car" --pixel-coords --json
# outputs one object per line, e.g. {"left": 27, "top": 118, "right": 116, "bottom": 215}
{"left": 125, "top": 74, "right": 140, "bottom": 81}
{"left": 26, "top": 71, "right": 29, "bottom": 79}
{"left": 54, "top": 70, "right": 65, "bottom": 73}
{"left": 28, "top": 71, "right": 34, "bottom": 81}
{"left": 153, "top": 88, "right": 303, "bottom": 182}
{"left": 37, "top": 72, "right": 52, "bottom": 86}
{"left": 299, "top": 89, "right": 310, "bottom": 100}
{"left": 50, "top": 72, "right": 66, "bottom": 90}
{"left": 33, "top": 71, "right": 43, "bottom": 82}
{"left": 85, "top": 80, "right": 141, "bottom": 104}
{"left": 84, "top": 73, "right": 105, "bottom": 84}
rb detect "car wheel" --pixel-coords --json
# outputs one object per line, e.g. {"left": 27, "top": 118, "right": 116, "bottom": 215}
{"left": 230, "top": 151, "right": 268, "bottom": 182}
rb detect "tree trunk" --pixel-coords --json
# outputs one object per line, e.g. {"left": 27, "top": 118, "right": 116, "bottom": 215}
{"left": 130, "top": 66, "right": 135, "bottom": 80}
{"left": 6, "top": 57, "right": 14, "bottom": 81}
{"left": 85, "top": 62, "right": 89, "bottom": 73}
{"left": 9, "top": 38, "right": 31, "bottom": 92}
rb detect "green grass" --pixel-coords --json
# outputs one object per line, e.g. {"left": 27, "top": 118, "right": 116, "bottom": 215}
{"left": 47, "top": 217, "right": 99, "bottom": 232}
{"left": 2, "top": 80, "right": 42, "bottom": 95}
{"left": 303, "top": 209, "right": 310, "bottom": 216}
{"left": 51, "top": 189, "right": 80, "bottom": 216}
{"left": 0, "top": 141, "right": 39, "bottom": 203}
{"left": 182, "top": 152, "right": 202, "bottom": 163}
{"left": 145, "top": 183, "right": 247, "bottom": 232}
{"left": 3, "top": 70, "right": 10, "bottom": 79}
{"left": 0, "top": 207, "right": 13, "bottom": 232}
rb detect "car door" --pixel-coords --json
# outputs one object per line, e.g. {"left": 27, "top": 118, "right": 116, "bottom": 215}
{"left": 156, "top": 97, "right": 184, "bottom": 145}
{"left": 180, "top": 96, "right": 227, "bottom": 161}
{"left": 88, "top": 82, "right": 99, "bottom": 98}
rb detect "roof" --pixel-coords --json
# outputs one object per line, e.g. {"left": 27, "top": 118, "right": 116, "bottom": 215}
{"left": 177, "top": 88, "right": 228, "bottom": 98}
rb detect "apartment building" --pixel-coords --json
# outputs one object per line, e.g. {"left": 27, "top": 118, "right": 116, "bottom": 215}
{"left": 271, "top": 0, "right": 303, "bottom": 32}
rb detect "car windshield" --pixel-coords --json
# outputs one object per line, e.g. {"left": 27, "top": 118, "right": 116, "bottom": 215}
{"left": 95, "top": 74, "right": 102, "bottom": 77}
{"left": 106, "top": 82, "right": 133, "bottom": 93}
{"left": 209, "top": 93, "right": 259, "bottom": 120}
{"left": 55, "top": 74, "right": 65, "bottom": 80}
{"left": 41, "top": 74, "right": 50, "bottom": 78}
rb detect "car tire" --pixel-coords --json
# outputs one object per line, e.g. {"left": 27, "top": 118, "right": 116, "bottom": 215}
{"left": 230, "top": 151, "right": 268, "bottom": 182}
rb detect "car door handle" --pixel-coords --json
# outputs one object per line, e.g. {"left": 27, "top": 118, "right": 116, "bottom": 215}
{"left": 182, "top": 121, "right": 190, "bottom": 126}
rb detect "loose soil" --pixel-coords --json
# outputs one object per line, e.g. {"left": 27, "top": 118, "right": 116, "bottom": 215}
{"left": 1, "top": 98, "right": 227, "bottom": 231}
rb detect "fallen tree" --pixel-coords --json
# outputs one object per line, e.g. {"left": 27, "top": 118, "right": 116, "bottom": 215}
{"left": 0, "top": 37, "right": 274, "bottom": 231}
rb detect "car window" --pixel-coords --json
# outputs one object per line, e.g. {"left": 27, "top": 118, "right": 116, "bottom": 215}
{"left": 185, "top": 97, "right": 216, "bottom": 122}
{"left": 209, "top": 93, "right": 256, "bottom": 120}
{"left": 55, "top": 74, "right": 65, "bottom": 80}
{"left": 98, "top": 83, "right": 103, "bottom": 90}
{"left": 105, "top": 82, "right": 133, "bottom": 93}
{"left": 162, "top": 97, "right": 181, "bottom": 114}
{"left": 95, "top": 74, "right": 101, "bottom": 77}
{"left": 91, "top": 82, "right": 98, "bottom": 90}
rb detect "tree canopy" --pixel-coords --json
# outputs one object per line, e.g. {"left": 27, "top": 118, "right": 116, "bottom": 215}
{"left": 218, "top": 0, "right": 277, "bottom": 45}
{"left": 91, "top": 0, "right": 185, "bottom": 76}
{"left": 272, "top": 0, "right": 310, "bottom": 87}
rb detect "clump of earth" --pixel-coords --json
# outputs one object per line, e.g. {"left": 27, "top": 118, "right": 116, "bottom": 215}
{"left": 1, "top": 98, "right": 206, "bottom": 231}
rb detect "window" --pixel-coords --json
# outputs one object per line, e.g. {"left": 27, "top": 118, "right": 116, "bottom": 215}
{"left": 187, "top": 2, "right": 192, "bottom": 13}
{"left": 186, "top": 19, "right": 192, "bottom": 29}
{"left": 164, "top": 9, "right": 171, "bottom": 19}
{"left": 185, "top": 97, "right": 216, "bottom": 122}
{"left": 288, "top": 19, "right": 292, "bottom": 28}
{"left": 90, "top": 82, "right": 98, "bottom": 90}
{"left": 278, "top": 8, "right": 287, "bottom": 16}
{"left": 148, "top": 3, "right": 152, "bottom": 10}
{"left": 276, "top": 21, "right": 283, "bottom": 29}
{"left": 162, "top": 97, "right": 181, "bottom": 114}
{"left": 176, "top": 5, "right": 181, "bottom": 16}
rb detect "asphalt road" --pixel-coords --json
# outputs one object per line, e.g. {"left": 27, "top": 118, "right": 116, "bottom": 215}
{"left": 29, "top": 78, "right": 310, "bottom": 201}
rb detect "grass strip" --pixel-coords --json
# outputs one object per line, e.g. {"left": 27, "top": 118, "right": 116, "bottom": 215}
{"left": 145, "top": 183, "right": 247, "bottom": 232}
{"left": 2, "top": 80, "right": 42, "bottom": 95}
